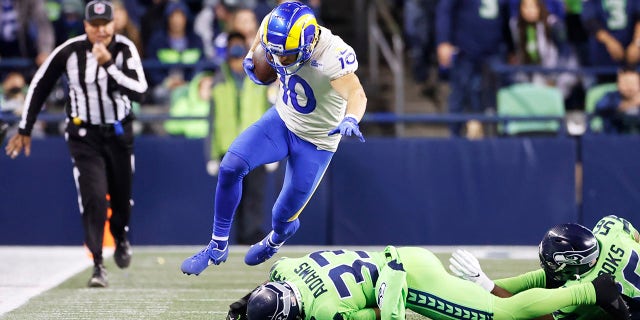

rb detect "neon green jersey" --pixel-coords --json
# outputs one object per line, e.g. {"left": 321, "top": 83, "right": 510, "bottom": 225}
{"left": 554, "top": 215, "right": 640, "bottom": 319}
{"left": 269, "top": 247, "right": 599, "bottom": 320}
{"left": 269, "top": 248, "right": 387, "bottom": 320}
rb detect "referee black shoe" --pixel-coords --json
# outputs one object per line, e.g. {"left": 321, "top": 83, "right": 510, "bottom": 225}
{"left": 114, "top": 239, "right": 132, "bottom": 269}
{"left": 88, "top": 264, "right": 108, "bottom": 288}
{"left": 592, "top": 273, "right": 631, "bottom": 320}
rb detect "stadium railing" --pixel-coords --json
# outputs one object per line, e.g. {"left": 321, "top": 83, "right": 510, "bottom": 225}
{"left": 0, "top": 58, "right": 623, "bottom": 137}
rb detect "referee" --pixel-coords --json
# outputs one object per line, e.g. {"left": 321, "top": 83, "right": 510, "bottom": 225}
{"left": 5, "top": 0, "right": 147, "bottom": 288}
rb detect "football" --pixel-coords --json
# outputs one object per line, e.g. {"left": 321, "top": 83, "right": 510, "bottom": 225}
{"left": 252, "top": 45, "right": 278, "bottom": 83}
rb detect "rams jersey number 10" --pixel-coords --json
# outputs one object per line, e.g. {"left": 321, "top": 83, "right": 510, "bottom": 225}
{"left": 269, "top": 26, "right": 359, "bottom": 152}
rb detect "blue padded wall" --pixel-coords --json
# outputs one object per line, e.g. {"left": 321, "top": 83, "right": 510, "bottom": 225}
{"left": 581, "top": 135, "right": 640, "bottom": 228}
{"left": 329, "top": 138, "right": 577, "bottom": 245}
{"left": 0, "top": 136, "right": 578, "bottom": 245}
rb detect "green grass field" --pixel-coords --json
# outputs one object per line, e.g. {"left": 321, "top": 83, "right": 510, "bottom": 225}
{"left": 1, "top": 247, "right": 539, "bottom": 320}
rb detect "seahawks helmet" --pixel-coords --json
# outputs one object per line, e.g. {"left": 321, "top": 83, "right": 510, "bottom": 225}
{"left": 246, "top": 281, "right": 303, "bottom": 320}
{"left": 539, "top": 223, "right": 600, "bottom": 282}
{"left": 260, "top": 2, "right": 319, "bottom": 75}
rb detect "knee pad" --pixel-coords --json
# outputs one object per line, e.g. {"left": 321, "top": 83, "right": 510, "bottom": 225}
{"left": 218, "top": 152, "right": 250, "bottom": 186}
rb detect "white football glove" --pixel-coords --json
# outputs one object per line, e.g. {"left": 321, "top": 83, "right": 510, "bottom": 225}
{"left": 449, "top": 249, "right": 495, "bottom": 292}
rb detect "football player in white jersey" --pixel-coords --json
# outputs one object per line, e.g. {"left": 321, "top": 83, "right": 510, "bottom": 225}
{"left": 181, "top": 1, "right": 367, "bottom": 275}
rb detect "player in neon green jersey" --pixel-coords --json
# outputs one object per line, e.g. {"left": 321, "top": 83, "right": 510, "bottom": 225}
{"left": 226, "top": 245, "right": 629, "bottom": 320}
{"left": 450, "top": 215, "right": 639, "bottom": 319}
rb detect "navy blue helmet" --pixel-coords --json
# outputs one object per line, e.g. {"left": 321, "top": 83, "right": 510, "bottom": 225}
{"left": 246, "top": 281, "right": 303, "bottom": 320}
{"left": 539, "top": 223, "right": 600, "bottom": 282}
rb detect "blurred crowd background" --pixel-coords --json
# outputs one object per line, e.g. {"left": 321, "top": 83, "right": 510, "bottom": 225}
{"left": 1, "top": 0, "right": 639, "bottom": 140}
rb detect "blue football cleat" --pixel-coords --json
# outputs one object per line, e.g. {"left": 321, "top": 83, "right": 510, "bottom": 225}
{"left": 244, "top": 233, "right": 282, "bottom": 266}
{"left": 181, "top": 240, "right": 228, "bottom": 275}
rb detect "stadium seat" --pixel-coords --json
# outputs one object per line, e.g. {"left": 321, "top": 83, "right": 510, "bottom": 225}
{"left": 497, "top": 83, "right": 565, "bottom": 136}
{"left": 584, "top": 83, "right": 617, "bottom": 133}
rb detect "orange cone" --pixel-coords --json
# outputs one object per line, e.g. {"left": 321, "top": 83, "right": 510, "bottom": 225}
{"left": 85, "top": 194, "right": 115, "bottom": 259}
{"left": 103, "top": 194, "right": 115, "bottom": 248}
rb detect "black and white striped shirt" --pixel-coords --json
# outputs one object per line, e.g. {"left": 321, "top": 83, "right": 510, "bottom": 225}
{"left": 18, "top": 34, "right": 147, "bottom": 135}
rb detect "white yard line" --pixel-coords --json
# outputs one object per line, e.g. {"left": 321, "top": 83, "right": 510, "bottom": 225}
{"left": 0, "top": 246, "right": 94, "bottom": 315}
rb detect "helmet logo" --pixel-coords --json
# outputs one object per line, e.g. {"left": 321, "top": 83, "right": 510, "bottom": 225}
{"left": 553, "top": 247, "right": 599, "bottom": 266}
{"left": 247, "top": 281, "right": 301, "bottom": 320}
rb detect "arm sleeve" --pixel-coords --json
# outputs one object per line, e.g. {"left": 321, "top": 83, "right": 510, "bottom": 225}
{"left": 105, "top": 38, "right": 148, "bottom": 102}
{"left": 435, "top": 0, "right": 455, "bottom": 45}
{"left": 494, "top": 269, "right": 548, "bottom": 294}
{"left": 18, "top": 45, "right": 67, "bottom": 135}
{"left": 581, "top": 0, "right": 604, "bottom": 36}
{"left": 31, "top": 0, "right": 54, "bottom": 55}
{"left": 375, "top": 247, "right": 407, "bottom": 320}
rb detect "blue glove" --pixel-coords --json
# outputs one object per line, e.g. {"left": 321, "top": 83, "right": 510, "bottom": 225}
{"left": 328, "top": 116, "right": 365, "bottom": 142}
{"left": 243, "top": 57, "right": 271, "bottom": 85}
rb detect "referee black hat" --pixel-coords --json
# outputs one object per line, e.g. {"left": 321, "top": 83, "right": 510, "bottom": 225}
{"left": 85, "top": 0, "right": 113, "bottom": 22}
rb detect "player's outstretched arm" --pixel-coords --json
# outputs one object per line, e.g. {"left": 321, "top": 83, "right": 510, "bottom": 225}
{"left": 448, "top": 249, "right": 495, "bottom": 292}
{"left": 329, "top": 73, "right": 367, "bottom": 142}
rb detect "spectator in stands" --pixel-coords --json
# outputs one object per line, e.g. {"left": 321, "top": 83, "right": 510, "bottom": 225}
{"left": 582, "top": 0, "right": 640, "bottom": 83}
{"left": 121, "top": 0, "right": 145, "bottom": 29}
{"left": 436, "top": 0, "right": 512, "bottom": 138}
{"left": 0, "top": 71, "right": 44, "bottom": 138}
{"left": 201, "top": 6, "right": 260, "bottom": 64}
{"left": 403, "top": 0, "right": 439, "bottom": 102}
{"left": 509, "top": 0, "right": 565, "bottom": 20}
{"left": 163, "top": 71, "right": 212, "bottom": 138}
{"left": 509, "top": 0, "right": 579, "bottom": 100}
{"left": 563, "top": 0, "right": 589, "bottom": 68}
{"left": 113, "top": 0, "right": 142, "bottom": 57}
{"left": 0, "top": 0, "right": 55, "bottom": 70}
{"left": 52, "top": 0, "right": 85, "bottom": 46}
{"left": 140, "top": 0, "right": 168, "bottom": 51}
{"left": 194, "top": 0, "right": 236, "bottom": 63}
{"left": 0, "top": 71, "right": 26, "bottom": 117}
{"left": 595, "top": 65, "right": 640, "bottom": 134}
{"left": 231, "top": 8, "right": 259, "bottom": 49}
{"left": 145, "top": 0, "right": 204, "bottom": 104}
{"left": 0, "top": 117, "right": 7, "bottom": 144}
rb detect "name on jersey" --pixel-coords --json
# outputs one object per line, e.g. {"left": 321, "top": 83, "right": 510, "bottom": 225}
{"left": 294, "top": 262, "right": 329, "bottom": 298}
{"left": 598, "top": 244, "right": 625, "bottom": 276}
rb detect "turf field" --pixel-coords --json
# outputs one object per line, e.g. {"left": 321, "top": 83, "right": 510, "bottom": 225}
{"left": 0, "top": 246, "right": 539, "bottom": 320}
